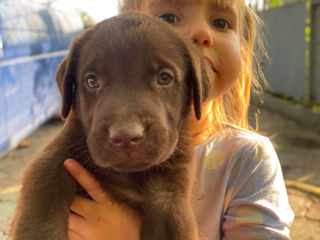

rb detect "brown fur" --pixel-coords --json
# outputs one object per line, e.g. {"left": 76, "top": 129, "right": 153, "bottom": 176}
{"left": 10, "top": 12, "right": 212, "bottom": 240}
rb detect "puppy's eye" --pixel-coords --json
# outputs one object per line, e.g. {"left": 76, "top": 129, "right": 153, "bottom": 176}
{"left": 158, "top": 72, "right": 173, "bottom": 85}
{"left": 86, "top": 75, "right": 99, "bottom": 88}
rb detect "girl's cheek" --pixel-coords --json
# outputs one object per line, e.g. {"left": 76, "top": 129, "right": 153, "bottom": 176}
{"left": 223, "top": 36, "right": 242, "bottom": 76}
{"left": 170, "top": 24, "right": 189, "bottom": 37}
{"left": 211, "top": 39, "right": 241, "bottom": 99}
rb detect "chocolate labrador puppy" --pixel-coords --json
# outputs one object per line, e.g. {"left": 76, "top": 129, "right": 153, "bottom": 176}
{"left": 11, "top": 12, "right": 212, "bottom": 240}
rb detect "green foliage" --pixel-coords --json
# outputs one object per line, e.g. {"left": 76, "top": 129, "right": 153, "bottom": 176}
{"left": 270, "top": 0, "right": 283, "bottom": 8}
{"left": 79, "top": 10, "right": 95, "bottom": 28}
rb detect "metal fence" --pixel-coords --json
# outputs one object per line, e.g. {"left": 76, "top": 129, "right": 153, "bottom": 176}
{"left": 311, "top": 0, "right": 320, "bottom": 103}
{"left": 257, "top": 0, "right": 320, "bottom": 104}
{"left": 248, "top": 0, "right": 310, "bottom": 11}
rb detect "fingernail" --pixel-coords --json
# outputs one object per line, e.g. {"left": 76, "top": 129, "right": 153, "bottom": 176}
{"left": 63, "top": 159, "right": 74, "bottom": 169}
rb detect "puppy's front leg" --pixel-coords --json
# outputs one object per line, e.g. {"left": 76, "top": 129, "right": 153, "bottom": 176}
{"left": 10, "top": 123, "right": 80, "bottom": 240}
{"left": 140, "top": 193, "right": 197, "bottom": 240}
{"left": 11, "top": 156, "right": 77, "bottom": 240}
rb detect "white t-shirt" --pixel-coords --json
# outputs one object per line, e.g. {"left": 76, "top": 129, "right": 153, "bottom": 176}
{"left": 191, "top": 125, "right": 294, "bottom": 240}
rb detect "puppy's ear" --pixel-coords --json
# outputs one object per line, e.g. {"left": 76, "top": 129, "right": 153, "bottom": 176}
{"left": 56, "top": 35, "right": 83, "bottom": 119}
{"left": 183, "top": 42, "right": 212, "bottom": 120}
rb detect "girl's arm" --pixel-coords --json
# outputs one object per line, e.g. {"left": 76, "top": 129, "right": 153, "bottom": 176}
{"left": 63, "top": 159, "right": 142, "bottom": 240}
{"left": 222, "top": 138, "right": 294, "bottom": 239}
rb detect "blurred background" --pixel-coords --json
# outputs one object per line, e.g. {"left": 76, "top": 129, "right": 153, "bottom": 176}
{"left": 0, "top": 0, "right": 319, "bottom": 239}
{"left": 0, "top": 0, "right": 118, "bottom": 158}
{"left": 1, "top": 0, "right": 319, "bottom": 158}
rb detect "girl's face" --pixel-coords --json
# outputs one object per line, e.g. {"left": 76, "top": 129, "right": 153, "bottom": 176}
{"left": 143, "top": 0, "right": 242, "bottom": 99}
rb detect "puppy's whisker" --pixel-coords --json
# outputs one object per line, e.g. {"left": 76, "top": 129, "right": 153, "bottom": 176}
{"left": 174, "top": 145, "right": 189, "bottom": 155}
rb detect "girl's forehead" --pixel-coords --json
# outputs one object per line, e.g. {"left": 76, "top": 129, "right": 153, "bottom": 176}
{"left": 146, "top": 0, "right": 243, "bottom": 9}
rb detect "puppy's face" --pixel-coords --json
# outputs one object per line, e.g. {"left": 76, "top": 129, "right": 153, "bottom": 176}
{"left": 57, "top": 13, "right": 211, "bottom": 172}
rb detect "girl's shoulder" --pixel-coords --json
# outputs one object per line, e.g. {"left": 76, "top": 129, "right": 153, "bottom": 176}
{"left": 195, "top": 124, "right": 276, "bottom": 162}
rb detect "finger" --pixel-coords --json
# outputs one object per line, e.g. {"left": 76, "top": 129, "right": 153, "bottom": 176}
{"left": 68, "top": 211, "right": 88, "bottom": 233}
{"left": 63, "top": 159, "right": 108, "bottom": 203}
{"left": 68, "top": 229, "right": 85, "bottom": 240}
{"left": 70, "top": 195, "right": 104, "bottom": 220}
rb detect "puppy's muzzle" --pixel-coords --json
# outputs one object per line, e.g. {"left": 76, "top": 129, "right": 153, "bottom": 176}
{"left": 108, "top": 122, "right": 144, "bottom": 151}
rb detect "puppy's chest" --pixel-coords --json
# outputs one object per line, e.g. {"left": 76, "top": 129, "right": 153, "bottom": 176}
{"left": 87, "top": 155, "right": 191, "bottom": 208}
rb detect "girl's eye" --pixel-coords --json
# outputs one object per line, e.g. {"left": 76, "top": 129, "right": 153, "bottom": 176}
{"left": 212, "top": 18, "right": 230, "bottom": 30}
{"left": 158, "top": 13, "right": 179, "bottom": 24}
{"left": 158, "top": 72, "right": 173, "bottom": 85}
{"left": 86, "top": 76, "right": 99, "bottom": 88}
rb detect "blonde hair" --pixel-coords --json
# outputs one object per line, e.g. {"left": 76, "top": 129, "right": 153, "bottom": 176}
{"left": 118, "top": 0, "right": 266, "bottom": 137}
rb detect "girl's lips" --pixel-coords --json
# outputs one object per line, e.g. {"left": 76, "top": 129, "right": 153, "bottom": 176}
{"left": 203, "top": 55, "right": 217, "bottom": 73}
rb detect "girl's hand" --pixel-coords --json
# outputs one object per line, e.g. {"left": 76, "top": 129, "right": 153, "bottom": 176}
{"left": 63, "top": 159, "right": 142, "bottom": 240}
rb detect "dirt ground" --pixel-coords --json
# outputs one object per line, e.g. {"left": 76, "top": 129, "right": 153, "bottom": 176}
{"left": 250, "top": 105, "right": 320, "bottom": 240}
{"left": 0, "top": 103, "right": 319, "bottom": 239}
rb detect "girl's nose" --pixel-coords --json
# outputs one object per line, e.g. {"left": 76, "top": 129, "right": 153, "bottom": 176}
{"left": 188, "top": 22, "right": 213, "bottom": 47}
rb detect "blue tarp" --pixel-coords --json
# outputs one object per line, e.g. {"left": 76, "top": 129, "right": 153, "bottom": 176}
{"left": 0, "top": 0, "right": 84, "bottom": 157}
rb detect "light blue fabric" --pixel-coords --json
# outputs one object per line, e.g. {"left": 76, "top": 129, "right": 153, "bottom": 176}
{"left": 191, "top": 125, "right": 294, "bottom": 240}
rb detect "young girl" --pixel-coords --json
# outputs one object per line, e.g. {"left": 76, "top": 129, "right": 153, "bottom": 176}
{"left": 63, "top": 0, "right": 294, "bottom": 239}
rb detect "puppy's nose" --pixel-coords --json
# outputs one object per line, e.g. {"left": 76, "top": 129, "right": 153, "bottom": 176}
{"left": 108, "top": 123, "right": 144, "bottom": 150}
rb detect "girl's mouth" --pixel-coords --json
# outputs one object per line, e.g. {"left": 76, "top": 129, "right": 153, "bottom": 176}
{"left": 203, "top": 55, "right": 217, "bottom": 73}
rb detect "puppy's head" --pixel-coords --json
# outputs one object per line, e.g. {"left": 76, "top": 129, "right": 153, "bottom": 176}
{"left": 56, "top": 12, "right": 213, "bottom": 172}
